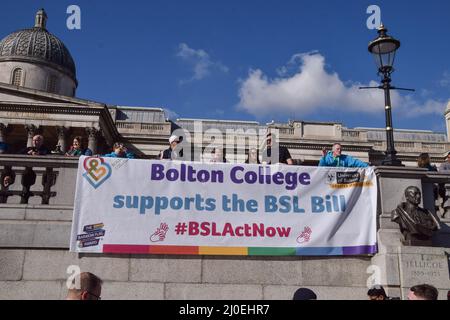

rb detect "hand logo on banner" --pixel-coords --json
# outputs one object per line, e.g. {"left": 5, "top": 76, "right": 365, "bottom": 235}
{"left": 296, "top": 226, "right": 312, "bottom": 244}
{"left": 82, "top": 157, "right": 112, "bottom": 189}
{"left": 150, "top": 223, "right": 169, "bottom": 242}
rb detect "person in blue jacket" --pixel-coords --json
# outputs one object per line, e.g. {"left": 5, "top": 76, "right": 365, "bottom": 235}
{"left": 319, "top": 143, "right": 368, "bottom": 168}
{"left": 103, "top": 142, "right": 135, "bottom": 159}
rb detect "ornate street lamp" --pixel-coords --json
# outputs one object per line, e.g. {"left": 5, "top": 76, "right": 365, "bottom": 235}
{"left": 368, "top": 24, "right": 400, "bottom": 77}
{"left": 361, "top": 24, "right": 414, "bottom": 166}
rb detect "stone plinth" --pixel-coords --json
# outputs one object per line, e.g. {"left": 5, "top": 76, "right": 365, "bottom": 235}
{"left": 371, "top": 245, "right": 450, "bottom": 300}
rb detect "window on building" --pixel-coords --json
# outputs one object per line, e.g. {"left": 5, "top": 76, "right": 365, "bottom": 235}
{"left": 47, "top": 75, "right": 58, "bottom": 93}
{"left": 11, "top": 68, "right": 23, "bottom": 86}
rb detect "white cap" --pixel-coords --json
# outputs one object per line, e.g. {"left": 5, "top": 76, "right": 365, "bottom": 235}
{"left": 169, "top": 135, "right": 179, "bottom": 144}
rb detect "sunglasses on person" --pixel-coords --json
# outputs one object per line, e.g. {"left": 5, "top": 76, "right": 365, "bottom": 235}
{"left": 85, "top": 291, "right": 101, "bottom": 300}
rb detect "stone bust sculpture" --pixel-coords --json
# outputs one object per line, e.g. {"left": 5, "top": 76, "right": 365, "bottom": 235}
{"left": 391, "top": 186, "right": 440, "bottom": 246}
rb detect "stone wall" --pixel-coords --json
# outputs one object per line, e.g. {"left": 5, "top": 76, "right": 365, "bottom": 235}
{"left": 0, "top": 61, "right": 76, "bottom": 97}
{"left": 0, "top": 249, "right": 371, "bottom": 300}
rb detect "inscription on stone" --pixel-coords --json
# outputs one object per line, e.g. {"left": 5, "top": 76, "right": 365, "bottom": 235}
{"left": 401, "top": 254, "right": 450, "bottom": 288}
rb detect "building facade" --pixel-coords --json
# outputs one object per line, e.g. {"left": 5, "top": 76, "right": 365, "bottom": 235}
{"left": 0, "top": 10, "right": 449, "bottom": 166}
{"left": 1, "top": 9, "right": 449, "bottom": 301}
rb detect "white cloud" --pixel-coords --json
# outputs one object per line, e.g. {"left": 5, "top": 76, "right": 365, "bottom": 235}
{"left": 176, "top": 43, "right": 228, "bottom": 84}
{"left": 399, "top": 96, "right": 446, "bottom": 117}
{"left": 237, "top": 52, "right": 446, "bottom": 118}
{"left": 439, "top": 71, "right": 450, "bottom": 88}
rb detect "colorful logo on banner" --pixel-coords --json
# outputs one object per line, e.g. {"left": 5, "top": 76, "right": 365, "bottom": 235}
{"left": 76, "top": 223, "right": 105, "bottom": 248}
{"left": 82, "top": 157, "right": 112, "bottom": 189}
{"left": 326, "top": 171, "right": 373, "bottom": 188}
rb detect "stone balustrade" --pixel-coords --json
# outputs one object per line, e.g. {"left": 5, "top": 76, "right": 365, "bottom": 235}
{"left": 372, "top": 141, "right": 450, "bottom": 153}
{"left": 0, "top": 155, "right": 78, "bottom": 206}
{"left": 116, "top": 121, "right": 171, "bottom": 136}
{"left": 342, "top": 129, "right": 368, "bottom": 141}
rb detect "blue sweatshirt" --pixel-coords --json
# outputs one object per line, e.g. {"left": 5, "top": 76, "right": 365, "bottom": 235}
{"left": 319, "top": 151, "right": 368, "bottom": 168}
{"left": 103, "top": 152, "right": 135, "bottom": 159}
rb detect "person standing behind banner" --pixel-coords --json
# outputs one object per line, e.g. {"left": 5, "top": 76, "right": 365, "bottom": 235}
{"left": 65, "top": 136, "right": 92, "bottom": 156}
{"left": 417, "top": 153, "right": 437, "bottom": 171}
{"left": 103, "top": 142, "right": 134, "bottom": 159}
{"left": 319, "top": 143, "right": 368, "bottom": 168}
{"left": 210, "top": 147, "right": 227, "bottom": 163}
{"left": 161, "top": 135, "right": 183, "bottom": 160}
{"left": 21, "top": 134, "right": 49, "bottom": 156}
{"left": 245, "top": 147, "right": 261, "bottom": 164}
{"left": 261, "top": 132, "right": 293, "bottom": 165}
{"left": 417, "top": 153, "right": 439, "bottom": 206}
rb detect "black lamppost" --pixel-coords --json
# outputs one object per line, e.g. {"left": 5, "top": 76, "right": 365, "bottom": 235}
{"left": 361, "top": 24, "right": 413, "bottom": 166}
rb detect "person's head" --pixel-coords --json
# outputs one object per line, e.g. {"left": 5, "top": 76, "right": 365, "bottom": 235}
{"left": 408, "top": 284, "right": 438, "bottom": 300}
{"left": 417, "top": 153, "right": 431, "bottom": 168}
{"left": 113, "top": 142, "right": 126, "bottom": 155}
{"left": 266, "top": 132, "right": 272, "bottom": 147}
{"left": 247, "top": 148, "right": 259, "bottom": 163}
{"left": 66, "top": 272, "right": 103, "bottom": 300}
{"left": 32, "top": 134, "right": 44, "bottom": 148}
{"left": 3, "top": 175, "right": 12, "bottom": 188}
{"left": 332, "top": 143, "right": 342, "bottom": 157}
{"left": 367, "top": 285, "right": 387, "bottom": 300}
{"left": 169, "top": 135, "right": 180, "bottom": 149}
{"left": 293, "top": 288, "right": 317, "bottom": 300}
{"left": 404, "top": 186, "right": 421, "bottom": 206}
{"left": 212, "top": 147, "right": 226, "bottom": 162}
{"left": 72, "top": 136, "right": 83, "bottom": 150}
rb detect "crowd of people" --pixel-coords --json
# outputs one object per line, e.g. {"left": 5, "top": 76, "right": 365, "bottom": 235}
{"left": 1, "top": 134, "right": 134, "bottom": 159}
{"left": 3, "top": 132, "right": 450, "bottom": 201}
{"left": 6, "top": 132, "right": 450, "bottom": 172}
{"left": 67, "top": 272, "right": 446, "bottom": 300}
{"left": 158, "top": 132, "right": 368, "bottom": 167}
{"left": 292, "top": 284, "right": 444, "bottom": 300}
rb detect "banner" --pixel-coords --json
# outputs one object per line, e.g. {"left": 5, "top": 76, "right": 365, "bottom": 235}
{"left": 70, "top": 156, "right": 378, "bottom": 256}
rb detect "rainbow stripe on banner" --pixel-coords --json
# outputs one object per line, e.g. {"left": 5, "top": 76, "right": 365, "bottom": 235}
{"left": 103, "top": 244, "right": 377, "bottom": 256}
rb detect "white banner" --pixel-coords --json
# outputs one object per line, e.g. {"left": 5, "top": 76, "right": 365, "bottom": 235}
{"left": 70, "top": 156, "right": 378, "bottom": 256}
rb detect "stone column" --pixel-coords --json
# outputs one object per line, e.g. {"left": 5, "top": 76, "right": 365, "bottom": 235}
{"left": 56, "top": 126, "right": 70, "bottom": 153}
{"left": 86, "top": 127, "right": 99, "bottom": 155}
{"left": 25, "top": 124, "right": 38, "bottom": 148}
{"left": 0, "top": 124, "right": 8, "bottom": 154}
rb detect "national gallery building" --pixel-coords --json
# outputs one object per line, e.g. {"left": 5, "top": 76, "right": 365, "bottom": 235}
{"left": 1, "top": 9, "right": 449, "bottom": 301}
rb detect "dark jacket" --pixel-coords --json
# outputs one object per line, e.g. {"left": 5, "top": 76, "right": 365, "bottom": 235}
{"left": 21, "top": 146, "right": 49, "bottom": 155}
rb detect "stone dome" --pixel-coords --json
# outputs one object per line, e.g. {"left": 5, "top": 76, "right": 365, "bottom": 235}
{"left": 0, "top": 9, "right": 76, "bottom": 81}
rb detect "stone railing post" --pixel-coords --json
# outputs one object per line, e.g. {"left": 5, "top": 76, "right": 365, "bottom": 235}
{"left": 56, "top": 126, "right": 70, "bottom": 153}
{"left": 25, "top": 124, "right": 38, "bottom": 148}
{"left": 86, "top": 127, "right": 99, "bottom": 155}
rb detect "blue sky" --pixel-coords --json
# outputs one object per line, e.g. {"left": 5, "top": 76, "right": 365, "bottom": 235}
{"left": 1, "top": 0, "right": 450, "bottom": 132}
